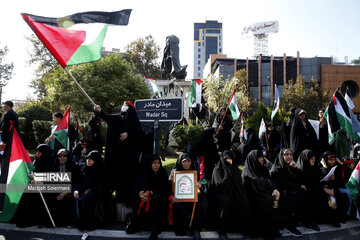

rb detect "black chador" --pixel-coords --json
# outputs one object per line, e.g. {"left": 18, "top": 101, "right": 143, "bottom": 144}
{"left": 208, "top": 150, "right": 251, "bottom": 235}
{"left": 242, "top": 150, "right": 280, "bottom": 237}
{"left": 290, "top": 109, "right": 318, "bottom": 161}
{"left": 99, "top": 101, "right": 142, "bottom": 204}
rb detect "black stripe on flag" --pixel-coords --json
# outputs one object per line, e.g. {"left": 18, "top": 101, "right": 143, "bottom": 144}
{"left": 23, "top": 9, "right": 132, "bottom": 27}
{"left": 334, "top": 90, "right": 351, "bottom": 119}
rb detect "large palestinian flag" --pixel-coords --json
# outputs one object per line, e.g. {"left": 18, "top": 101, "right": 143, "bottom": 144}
{"left": 21, "top": 10, "right": 132, "bottom": 67}
{"left": 324, "top": 90, "right": 359, "bottom": 144}
{"left": 54, "top": 108, "right": 71, "bottom": 151}
{"left": 0, "top": 123, "right": 33, "bottom": 222}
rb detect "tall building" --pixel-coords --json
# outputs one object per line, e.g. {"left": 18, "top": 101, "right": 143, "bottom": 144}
{"left": 193, "top": 20, "right": 223, "bottom": 78}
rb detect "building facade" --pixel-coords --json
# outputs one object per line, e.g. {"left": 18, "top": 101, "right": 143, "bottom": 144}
{"left": 209, "top": 53, "right": 360, "bottom": 115}
{"left": 194, "top": 20, "right": 223, "bottom": 78}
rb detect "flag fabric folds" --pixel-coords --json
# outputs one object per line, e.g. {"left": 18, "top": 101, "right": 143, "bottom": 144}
{"left": 23, "top": 10, "right": 132, "bottom": 28}
{"left": 324, "top": 90, "right": 359, "bottom": 144}
{"left": 228, "top": 89, "right": 240, "bottom": 120}
{"left": 0, "top": 124, "right": 33, "bottom": 222}
{"left": 271, "top": 84, "right": 280, "bottom": 121}
{"left": 240, "top": 113, "right": 247, "bottom": 144}
{"left": 346, "top": 161, "right": 360, "bottom": 212}
{"left": 21, "top": 10, "right": 132, "bottom": 67}
{"left": 345, "top": 87, "right": 355, "bottom": 110}
{"left": 145, "top": 78, "right": 162, "bottom": 98}
{"left": 188, "top": 79, "right": 203, "bottom": 107}
{"left": 74, "top": 117, "right": 82, "bottom": 143}
{"left": 259, "top": 118, "right": 266, "bottom": 140}
{"left": 54, "top": 108, "right": 70, "bottom": 151}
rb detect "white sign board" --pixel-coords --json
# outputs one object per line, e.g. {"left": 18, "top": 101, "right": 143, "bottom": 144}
{"left": 241, "top": 21, "right": 279, "bottom": 38}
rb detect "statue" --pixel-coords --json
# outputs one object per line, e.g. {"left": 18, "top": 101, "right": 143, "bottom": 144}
{"left": 161, "top": 35, "right": 187, "bottom": 80}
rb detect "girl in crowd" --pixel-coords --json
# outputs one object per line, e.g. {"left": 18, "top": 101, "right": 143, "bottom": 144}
{"left": 319, "top": 151, "right": 351, "bottom": 225}
{"left": 208, "top": 150, "right": 251, "bottom": 240}
{"left": 295, "top": 149, "right": 321, "bottom": 231}
{"left": 53, "top": 149, "right": 79, "bottom": 227}
{"left": 129, "top": 155, "right": 169, "bottom": 240}
{"left": 169, "top": 153, "right": 207, "bottom": 240}
{"left": 73, "top": 150, "right": 106, "bottom": 230}
{"left": 270, "top": 149, "right": 304, "bottom": 237}
{"left": 242, "top": 150, "right": 281, "bottom": 238}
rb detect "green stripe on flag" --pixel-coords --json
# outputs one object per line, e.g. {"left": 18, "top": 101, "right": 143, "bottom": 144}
{"left": 67, "top": 25, "right": 108, "bottom": 66}
{"left": 0, "top": 162, "right": 31, "bottom": 222}
{"left": 54, "top": 129, "right": 69, "bottom": 150}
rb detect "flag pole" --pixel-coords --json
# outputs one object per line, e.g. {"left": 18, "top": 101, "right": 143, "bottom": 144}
{"left": 215, "top": 89, "right": 236, "bottom": 136}
{"left": 64, "top": 67, "right": 97, "bottom": 106}
{"left": 38, "top": 189, "right": 56, "bottom": 228}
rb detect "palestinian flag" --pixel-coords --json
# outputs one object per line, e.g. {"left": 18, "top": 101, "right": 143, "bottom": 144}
{"left": 324, "top": 90, "right": 359, "bottom": 144}
{"left": 21, "top": 10, "right": 132, "bottom": 67}
{"left": 74, "top": 117, "right": 82, "bottom": 143}
{"left": 188, "top": 79, "right": 203, "bottom": 107}
{"left": 228, "top": 89, "right": 240, "bottom": 120}
{"left": 259, "top": 118, "right": 266, "bottom": 140}
{"left": 0, "top": 123, "right": 33, "bottom": 222}
{"left": 54, "top": 108, "right": 70, "bottom": 151}
{"left": 240, "top": 113, "right": 247, "bottom": 144}
{"left": 271, "top": 84, "right": 280, "bottom": 121}
{"left": 346, "top": 161, "right": 360, "bottom": 213}
{"left": 145, "top": 78, "right": 162, "bottom": 98}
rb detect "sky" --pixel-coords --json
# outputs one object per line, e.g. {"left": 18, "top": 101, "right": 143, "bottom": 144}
{"left": 1, "top": 0, "right": 360, "bottom": 101}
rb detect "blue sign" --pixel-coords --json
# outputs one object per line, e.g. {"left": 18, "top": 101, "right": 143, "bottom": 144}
{"left": 135, "top": 98, "right": 183, "bottom": 122}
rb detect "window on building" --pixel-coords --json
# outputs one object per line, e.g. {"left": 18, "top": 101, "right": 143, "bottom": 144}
{"left": 198, "top": 66, "right": 200, "bottom": 70}
{"left": 198, "top": 60, "right": 200, "bottom": 64}
{"left": 198, "top": 73, "right": 201, "bottom": 77}
{"left": 219, "top": 48, "right": 222, "bottom": 52}
{"left": 198, "top": 54, "right": 200, "bottom": 58}
{"left": 198, "top": 48, "right": 200, "bottom": 52}
{"left": 198, "top": 42, "right": 200, "bottom": 46}
{"left": 202, "top": 42, "right": 204, "bottom": 46}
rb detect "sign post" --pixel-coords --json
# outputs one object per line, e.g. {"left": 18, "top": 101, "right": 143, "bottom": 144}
{"left": 135, "top": 98, "right": 183, "bottom": 155}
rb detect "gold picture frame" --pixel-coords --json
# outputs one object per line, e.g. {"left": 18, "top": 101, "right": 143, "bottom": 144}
{"left": 172, "top": 171, "right": 198, "bottom": 202}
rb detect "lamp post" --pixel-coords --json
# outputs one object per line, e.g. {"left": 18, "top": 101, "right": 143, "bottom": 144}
{"left": 267, "top": 76, "right": 271, "bottom": 106}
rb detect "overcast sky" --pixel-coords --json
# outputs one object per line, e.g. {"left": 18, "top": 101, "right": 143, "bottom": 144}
{"left": 1, "top": 0, "right": 359, "bottom": 101}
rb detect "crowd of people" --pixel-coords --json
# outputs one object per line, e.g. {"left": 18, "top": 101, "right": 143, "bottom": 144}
{"left": 1, "top": 100, "right": 359, "bottom": 240}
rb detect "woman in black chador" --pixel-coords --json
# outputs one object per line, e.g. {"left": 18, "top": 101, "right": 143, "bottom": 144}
{"left": 237, "top": 127, "right": 261, "bottom": 164}
{"left": 270, "top": 149, "right": 305, "bottom": 237}
{"left": 14, "top": 144, "right": 56, "bottom": 227}
{"left": 129, "top": 155, "right": 169, "bottom": 240}
{"left": 87, "top": 113, "right": 103, "bottom": 154}
{"left": 189, "top": 128, "right": 219, "bottom": 181}
{"left": 212, "top": 107, "right": 233, "bottom": 152}
{"left": 208, "top": 150, "right": 251, "bottom": 240}
{"left": 73, "top": 151, "right": 106, "bottom": 230}
{"left": 290, "top": 109, "right": 318, "bottom": 161}
{"left": 241, "top": 150, "right": 281, "bottom": 238}
{"left": 169, "top": 153, "right": 207, "bottom": 240}
{"left": 95, "top": 101, "right": 143, "bottom": 205}
{"left": 260, "top": 122, "right": 281, "bottom": 163}
{"left": 53, "top": 149, "right": 79, "bottom": 227}
{"left": 295, "top": 149, "right": 321, "bottom": 231}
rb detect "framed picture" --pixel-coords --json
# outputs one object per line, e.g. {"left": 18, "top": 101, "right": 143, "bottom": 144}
{"left": 172, "top": 171, "right": 198, "bottom": 202}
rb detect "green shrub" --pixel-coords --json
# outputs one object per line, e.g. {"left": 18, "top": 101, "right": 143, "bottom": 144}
{"left": 33, "top": 120, "right": 52, "bottom": 146}
{"left": 172, "top": 124, "right": 204, "bottom": 152}
{"left": 18, "top": 105, "right": 52, "bottom": 149}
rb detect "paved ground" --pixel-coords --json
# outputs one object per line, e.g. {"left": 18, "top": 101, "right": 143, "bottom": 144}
{"left": 0, "top": 220, "right": 359, "bottom": 240}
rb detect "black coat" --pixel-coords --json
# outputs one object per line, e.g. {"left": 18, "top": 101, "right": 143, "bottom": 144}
{"left": 290, "top": 109, "right": 319, "bottom": 161}
{"left": 242, "top": 150, "right": 280, "bottom": 237}
{"left": 1, "top": 109, "right": 18, "bottom": 143}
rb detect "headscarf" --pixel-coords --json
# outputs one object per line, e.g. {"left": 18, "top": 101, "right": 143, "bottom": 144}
{"left": 242, "top": 150, "right": 271, "bottom": 182}
{"left": 270, "top": 148, "right": 292, "bottom": 174}
{"left": 296, "top": 149, "right": 320, "bottom": 184}
{"left": 34, "top": 144, "right": 55, "bottom": 172}
{"left": 169, "top": 153, "right": 197, "bottom": 181}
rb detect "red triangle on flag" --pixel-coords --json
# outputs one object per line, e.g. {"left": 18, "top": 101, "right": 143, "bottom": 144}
{"left": 56, "top": 108, "right": 70, "bottom": 131}
{"left": 22, "top": 14, "right": 85, "bottom": 68}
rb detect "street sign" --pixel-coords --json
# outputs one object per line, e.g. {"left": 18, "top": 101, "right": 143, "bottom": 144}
{"left": 135, "top": 98, "right": 183, "bottom": 122}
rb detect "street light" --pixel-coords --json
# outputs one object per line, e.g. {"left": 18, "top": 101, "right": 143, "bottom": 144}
{"left": 267, "top": 76, "right": 271, "bottom": 106}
